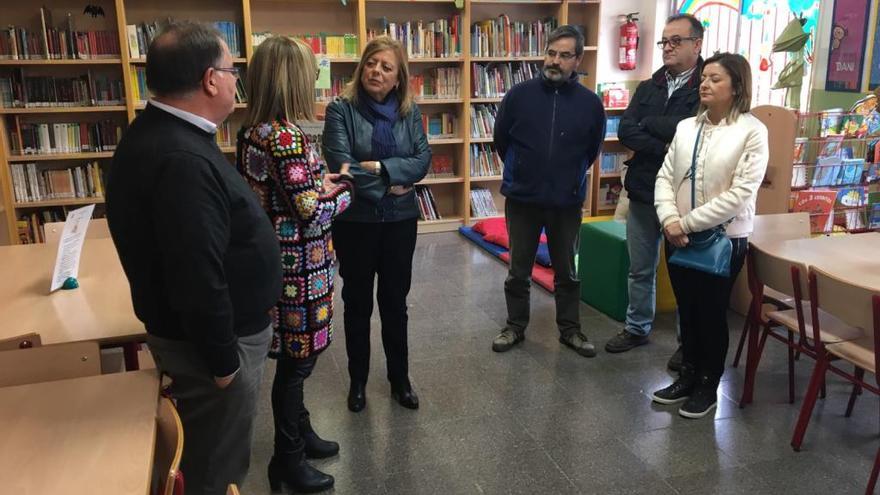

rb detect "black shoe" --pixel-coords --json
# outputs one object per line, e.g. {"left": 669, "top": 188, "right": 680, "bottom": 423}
{"left": 605, "top": 330, "right": 650, "bottom": 353}
{"left": 268, "top": 455, "right": 334, "bottom": 494}
{"left": 347, "top": 382, "right": 366, "bottom": 412}
{"left": 652, "top": 363, "right": 695, "bottom": 404}
{"left": 559, "top": 331, "right": 597, "bottom": 357}
{"left": 667, "top": 346, "right": 683, "bottom": 372}
{"left": 302, "top": 430, "right": 339, "bottom": 459}
{"left": 391, "top": 384, "right": 419, "bottom": 409}
{"left": 679, "top": 376, "right": 719, "bottom": 419}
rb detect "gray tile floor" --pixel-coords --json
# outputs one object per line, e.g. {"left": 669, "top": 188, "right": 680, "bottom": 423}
{"left": 242, "top": 232, "right": 878, "bottom": 494}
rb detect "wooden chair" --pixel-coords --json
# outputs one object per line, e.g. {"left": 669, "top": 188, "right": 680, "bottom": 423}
{"left": 738, "top": 243, "right": 862, "bottom": 407}
{"left": 0, "top": 332, "right": 42, "bottom": 351}
{"left": 43, "top": 217, "right": 111, "bottom": 245}
{"left": 789, "top": 267, "right": 880, "bottom": 495}
{"left": 732, "top": 212, "right": 811, "bottom": 368}
{"left": 152, "top": 397, "right": 185, "bottom": 495}
{"left": 227, "top": 484, "right": 241, "bottom": 495}
{"left": 0, "top": 341, "right": 101, "bottom": 387}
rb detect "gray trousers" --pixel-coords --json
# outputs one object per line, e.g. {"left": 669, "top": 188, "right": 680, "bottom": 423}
{"left": 504, "top": 198, "right": 582, "bottom": 336}
{"left": 147, "top": 325, "right": 271, "bottom": 495}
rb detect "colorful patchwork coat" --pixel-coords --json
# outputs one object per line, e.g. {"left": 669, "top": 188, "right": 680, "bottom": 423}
{"left": 236, "top": 120, "right": 353, "bottom": 359}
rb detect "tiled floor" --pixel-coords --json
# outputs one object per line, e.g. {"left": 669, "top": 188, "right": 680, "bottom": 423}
{"left": 242, "top": 232, "right": 877, "bottom": 494}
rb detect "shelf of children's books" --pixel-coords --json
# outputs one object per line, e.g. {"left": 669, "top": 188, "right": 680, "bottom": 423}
{"left": 0, "top": 106, "right": 127, "bottom": 114}
{"left": 428, "top": 138, "right": 464, "bottom": 145}
{"left": 470, "top": 137, "right": 493, "bottom": 143}
{"left": 14, "top": 197, "right": 105, "bottom": 208}
{"left": 8, "top": 152, "right": 114, "bottom": 162}
{"left": 0, "top": 59, "right": 122, "bottom": 66}
{"left": 418, "top": 176, "right": 464, "bottom": 185}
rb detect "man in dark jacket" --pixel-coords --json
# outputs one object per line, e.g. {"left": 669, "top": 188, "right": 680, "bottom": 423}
{"left": 491, "top": 25, "right": 606, "bottom": 358}
{"left": 107, "top": 22, "right": 281, "bottom": 495}
{"left": 604, "top": 14, "right": 703, "bottom": 365}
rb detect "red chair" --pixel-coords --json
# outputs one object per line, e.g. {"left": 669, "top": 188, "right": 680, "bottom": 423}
{"left": 788, "top": 266, "right": 880, "bottom": 494}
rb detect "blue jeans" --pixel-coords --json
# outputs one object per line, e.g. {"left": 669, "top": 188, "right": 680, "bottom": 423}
{"left": 625, "top": 200, "right": 664, "bottom": 337}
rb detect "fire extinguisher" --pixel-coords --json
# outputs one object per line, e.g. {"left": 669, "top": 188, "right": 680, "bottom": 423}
{"left": 618, "top": 12, "right": 639, "bottom": 71}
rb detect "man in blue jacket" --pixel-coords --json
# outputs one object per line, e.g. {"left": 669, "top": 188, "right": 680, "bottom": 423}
{"left": 491, "top": 25, "right": 606, "bottom": 357}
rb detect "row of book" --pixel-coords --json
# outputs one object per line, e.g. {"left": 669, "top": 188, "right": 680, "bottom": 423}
{"left": 128, "top": 66, "right": 246, "bottom": 104}
{"left": 10, "top": 120, "right": 122, "bottom": 155}
{"left": 791, "top": 188, "right": 880, "bottom": 233}
{"left": 0, "top": 72, "right": 124, "bottom": 108}
{"left": 415, "top": 185, "right": 442, "bottom": 221}
{"left": 10, "top": 161, "right": 105, "bottom": 203}
{"left": 472, "top": 62, "right": 539, "bottom": 98}
{"left": 316, "top": 76, "right": 350, "bottom": 102}
{"left": 422, "top": 112, "right": 458, "bottom": 139}
{"left": 368, "top": 15, "right": 462, "bottom": 59}
{"left": 470, "top": 104, "right": 498, "bottom": 138}
{"left": 470, "top": 187, "right": 498, "bottom": 217}
{"left": 606, "top": 116, "right": 621, "bottom": 138}
{"left": 471, "top": 15, "right": 557, "bottom": 58}
{"left": 599, "top": 152, "right": 625, "bottom": 175}
{"left": 410, "top": 68, "right": 461, "bottom": 100}
{"left": 216, "top": 122, "right": 234, "bottom": 148}
{"left": 0, "top": 10, "right": 120, "bottom": 60}
{"left": 127, "top": 21, "right": 242, "bottom": 59}
{"left": 253, "top": 32, "right": 358, "bottom": 59}
{"left": 17, "top": 209, "right": 66, "bottom": 244}
{"left": 470, "top": 143, "right": 503, "bottom": 177}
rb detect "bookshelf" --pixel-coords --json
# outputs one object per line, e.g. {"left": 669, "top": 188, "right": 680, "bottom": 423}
{"left": 0, "top": 0, "right": 606, "bottom": 244}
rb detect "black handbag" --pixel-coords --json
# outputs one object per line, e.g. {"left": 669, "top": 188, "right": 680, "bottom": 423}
{"left": 667, "top": 123, "right": 733, "bottom": 277}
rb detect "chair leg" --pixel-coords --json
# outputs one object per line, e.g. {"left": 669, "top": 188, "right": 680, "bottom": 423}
{"left": 846, "top": 367, "right": 866, "bottom": 418}
{"left": 866, "top": 443, "right": 880, "bottom": 495}
{"left": 787, "top": 332, "right": 796, "bottom": 404}
{"left": 732, "top": 315, "right": 750, "bottom": 369}
{"left": 792, "top": 355, "right": 829, "bottom": 451}
{"left": 740, "top": 318, "right": 762, "bottom": 408}
{"left": 757, "top": 324, "right": 771, "bottom": 357}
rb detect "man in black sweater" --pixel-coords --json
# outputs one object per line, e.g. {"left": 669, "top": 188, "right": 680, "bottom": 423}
{"left": 605, "top": 14, "right": 704, "bottom": 366}
{"left": 106, "top": 22, "right": 281, "bottom": 495}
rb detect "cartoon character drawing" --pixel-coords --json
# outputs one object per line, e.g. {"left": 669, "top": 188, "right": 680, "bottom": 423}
{"left": 831, "top": 24, "right": 847, "bottom": 51}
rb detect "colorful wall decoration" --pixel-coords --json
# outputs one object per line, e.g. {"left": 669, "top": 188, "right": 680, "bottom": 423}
{"left": 825, "top": 0, "right": 873, "bottom": 92}
{"left": 678, "top": 0, "right": 742, "bottom": 14}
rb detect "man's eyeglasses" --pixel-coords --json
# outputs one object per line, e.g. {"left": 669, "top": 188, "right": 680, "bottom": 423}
{"left": 546, "top": 49, "right": 577, "bottom": 61}
{"left": 656, "top": 37, "right": 700, "bottom": 49}
{"left": 213, "top": 67, "right": 241, "bottom": 78}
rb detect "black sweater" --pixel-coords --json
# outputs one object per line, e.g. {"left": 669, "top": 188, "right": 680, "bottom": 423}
{"left": 107, "top": 104, "right": 282, "bottom": 377}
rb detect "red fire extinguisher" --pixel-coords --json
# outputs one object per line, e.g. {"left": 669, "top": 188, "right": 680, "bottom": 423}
{"left": 619, "top": 12, "right": 639, "bottom": 71}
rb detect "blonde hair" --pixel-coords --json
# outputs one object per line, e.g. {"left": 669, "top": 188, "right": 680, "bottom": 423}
{"left": 341, "top": 36, "right": 413, "bottom": 115}
{"left": 243, "top": 36, "right": 316, "bottom": 127}
{"left": 697, "top": 52, "right": 752, "bottom": 123}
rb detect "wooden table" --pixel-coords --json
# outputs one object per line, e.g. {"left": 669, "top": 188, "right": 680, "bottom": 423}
{"left": 0, "top": 238, "right": 144, "bottom": 365}
{"left": 740, "top": 232, "right": 880, "bottom": 405}
{"left": 0, "top": 370, "right": 160, "bottom": 495}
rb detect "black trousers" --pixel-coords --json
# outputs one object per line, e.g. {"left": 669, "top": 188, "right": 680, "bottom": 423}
{"left": 665, "top": 237, "right": 748, "bottom": 380}
{"left": 271, "top": 355, "right": 318, "bottom": 458}
{"left": 504, "top": 198, "right": 583, "bottom": 336}
{"left": 333, "top": 218, "right": 418, "bottom": 388}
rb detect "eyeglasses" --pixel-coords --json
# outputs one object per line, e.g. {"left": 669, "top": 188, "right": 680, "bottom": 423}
{"left": 546, "top": 49, "right": 577, "bottom": 61}
{"left": 213, "top": 67, "right": 241, "bottom": 78}
{"left": 656, "top": 36, "right": 700, "bottom": 49}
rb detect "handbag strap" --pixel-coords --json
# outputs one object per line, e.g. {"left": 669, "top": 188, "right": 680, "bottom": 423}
{"left": 689, "top": 122, "right": 705, "bottom": 211}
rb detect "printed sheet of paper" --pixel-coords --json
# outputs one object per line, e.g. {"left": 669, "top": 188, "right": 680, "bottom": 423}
{"left": 50, "top": 204, "right": 96, "bottom": 292}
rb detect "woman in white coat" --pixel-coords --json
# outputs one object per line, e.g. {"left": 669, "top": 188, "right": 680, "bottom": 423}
{"left": 651, "top": 52, "right": 769, "bottom": 419}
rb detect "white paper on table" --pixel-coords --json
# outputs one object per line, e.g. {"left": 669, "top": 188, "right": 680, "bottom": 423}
{"left": 50, "top": 204, "right": 96, "bottom": 292}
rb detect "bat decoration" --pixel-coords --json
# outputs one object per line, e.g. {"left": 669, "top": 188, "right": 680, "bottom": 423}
{"left": 83, "top": 4, "right": 106, "bottom": 18}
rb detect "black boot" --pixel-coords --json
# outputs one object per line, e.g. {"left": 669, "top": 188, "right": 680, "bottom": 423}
{"left": 348, "top": 381, "right": 366, "bottom": 412}
{"left": 300, "top": 414, "right": 339, "bottom": 459}
{"left": 391, "top": 380, "right": 419, "bottom": 409}
{"left": 679, "top": 374, "right": 719, "bottom": 419}
{"left": 267, "top": 453, "right": 334, "bottom": 494}
{"left": 651, "top": 363, "right": 696, "bottom": 405}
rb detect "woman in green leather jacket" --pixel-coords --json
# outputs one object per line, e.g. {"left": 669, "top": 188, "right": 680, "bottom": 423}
{"left": 322, "top": 36, "right": 431, "bottom": 413}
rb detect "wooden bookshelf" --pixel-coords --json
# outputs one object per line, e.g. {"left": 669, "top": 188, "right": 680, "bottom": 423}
{"left": 15, "top": 197, "right": 105, "bottom": 208}
{"left": 0, "top": 0, "right": 604, "bottom": 243}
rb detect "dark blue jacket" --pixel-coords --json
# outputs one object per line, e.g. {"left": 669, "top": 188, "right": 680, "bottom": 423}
{"left": 494, "top": 73, "right": 605, "bottom": 207}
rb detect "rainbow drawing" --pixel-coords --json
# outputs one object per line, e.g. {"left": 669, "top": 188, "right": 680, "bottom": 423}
{"left": 678, "top": 0, "right": 742, "bottom": 14}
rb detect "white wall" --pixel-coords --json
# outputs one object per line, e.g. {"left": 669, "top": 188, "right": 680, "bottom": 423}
{"left": 597, "top": 0, "right": 673, "bottom": 84}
